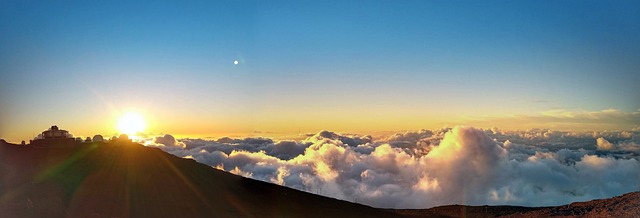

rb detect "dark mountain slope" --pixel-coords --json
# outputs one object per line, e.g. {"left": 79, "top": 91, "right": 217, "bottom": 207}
{"left": 501, "top": 191, "right": 640, "bottom": 217}
{"left": 0, "top": 140, "right": 399, "bottom": 218}
{"left": 390, "top": 205, "right": 549, "bottom": 218}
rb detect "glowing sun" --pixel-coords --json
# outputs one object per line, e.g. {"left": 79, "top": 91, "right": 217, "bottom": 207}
{"left": 117, "top": 112, "right": 146, "bottom": 135}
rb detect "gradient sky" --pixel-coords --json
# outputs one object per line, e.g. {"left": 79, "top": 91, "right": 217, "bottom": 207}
{"left": 1, "top": 0, "right": 639, "bottom": 142}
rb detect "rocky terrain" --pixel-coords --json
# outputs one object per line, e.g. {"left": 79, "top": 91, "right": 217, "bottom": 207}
{"left": 501, "top": 191, "right": 639, "bottom": 218}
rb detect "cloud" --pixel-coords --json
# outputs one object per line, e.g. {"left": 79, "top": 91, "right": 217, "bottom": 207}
{"left": 144, "top": 126, "right": 640, "bottom": 209}
{"left": 153, "top": 134, "right": 186, "bottom": 148}
{"left": 597, "top": 137, "right": 615, "bottom": 150}
{"left": 302, "top": 130, "right": 372, "bottom": 147}
{"left": 596, "top": 137, "right": 640, "bottom": 152}
{"left": 618, "top": 141, "right": 640, "bottom": 152}
{"left": 462, "top": 108, "right": 640, "bottom": 131}
{"left": 266, "top": 140, "right": 308, "bottom": 160}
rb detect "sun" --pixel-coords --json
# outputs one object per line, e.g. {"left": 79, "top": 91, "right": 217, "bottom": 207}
{"left": 117, "top": 112, "right": 146, "bottom": 135}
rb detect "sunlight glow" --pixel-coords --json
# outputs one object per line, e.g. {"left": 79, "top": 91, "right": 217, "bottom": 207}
{"left": 117, "top": 112, "right": 146, "bottom": 135}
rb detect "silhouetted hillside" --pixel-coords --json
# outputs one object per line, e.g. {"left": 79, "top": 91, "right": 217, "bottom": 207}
{"left": 1, "top": 139, "right": 637, "bottom": 218}
{"left": 501, "top": 191, "right": 640, "bottom": 217}
{"left": 390, "top": 205, "right": 548, "bottom": 218}
{"left": 390, "top": 192, "right": 639, "bottom": 217}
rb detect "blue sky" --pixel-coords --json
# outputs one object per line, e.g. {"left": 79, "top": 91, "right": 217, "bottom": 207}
{"left": 1, "top": 0, "right": 639, "bottom": 141}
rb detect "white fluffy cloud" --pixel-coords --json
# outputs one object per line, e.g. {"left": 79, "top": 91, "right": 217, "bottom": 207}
{"left": 153, "top": 134, "right": 186, "bottom": 148}
{"left": 597, "top": 137, "right": 615, "bottom": 150}
{"left": 597, "top": 136, "right": 640, "bottom": 152}
{"left": 143, "top": 126, "right": 640, "bottom": 209}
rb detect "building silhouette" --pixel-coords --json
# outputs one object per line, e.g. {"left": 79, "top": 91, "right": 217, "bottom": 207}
{"left": 30, "top": 125, "right": 77, "bottom": 146}
{"left": 42, "top": 125, "right": 71, "bottom": 139}
{"left": 27, "top": 125, "right": 117, "bottom": 147}
{"left": 92, "top": 135, "right": 104, "bottom": 142}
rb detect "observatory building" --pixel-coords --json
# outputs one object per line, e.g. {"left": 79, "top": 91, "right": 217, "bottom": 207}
{"left": 42, "top": 125, "right": 71, "bottom": 139}
{"left": 30, "top": 125, "right": 76, "bottom": 146}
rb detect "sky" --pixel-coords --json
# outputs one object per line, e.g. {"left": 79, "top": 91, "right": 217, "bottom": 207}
{"left": 1, "top": 0, "right": 640, "bottom": 142}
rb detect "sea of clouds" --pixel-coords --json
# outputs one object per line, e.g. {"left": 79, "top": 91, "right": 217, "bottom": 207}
{"left": 140, "top": 126, "right": 640, "bottom": 209}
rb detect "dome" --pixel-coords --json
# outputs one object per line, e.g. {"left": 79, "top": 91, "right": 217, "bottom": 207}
{"left": 92, "top": 135, "right": 104, "bottom": 142}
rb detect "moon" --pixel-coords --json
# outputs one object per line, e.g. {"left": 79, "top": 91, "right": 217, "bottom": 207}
{"left": 233, "top": 60, "right": 239, "bottom": 65}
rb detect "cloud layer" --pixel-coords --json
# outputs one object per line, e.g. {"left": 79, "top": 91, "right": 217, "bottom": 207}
{"left": 141, "top": 126, "right": 640, "bottom": 209}
{"left": 463, "top": 109, "right": 640, "bottom": 131}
